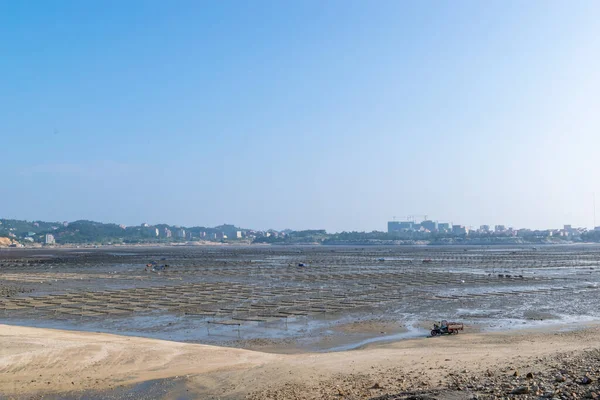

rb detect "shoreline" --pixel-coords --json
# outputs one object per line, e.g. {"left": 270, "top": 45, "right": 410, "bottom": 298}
{"left": 2, "top": 314, "right": 597, "bottom": 355}
{"left": 2, "top": 323, "right": 600, "bottom": 399}
{"left": 3, "top": 241, "right": 600, "bottom": 250}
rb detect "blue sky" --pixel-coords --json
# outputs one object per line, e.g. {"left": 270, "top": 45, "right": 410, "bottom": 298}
{"left": 2, "top": 1, "right": 599, "bottom": 232}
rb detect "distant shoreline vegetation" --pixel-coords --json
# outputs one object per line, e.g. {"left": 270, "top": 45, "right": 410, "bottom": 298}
{"left": 0, "top": 219, "right": 250, "bottom": 246}
{"left": 254, "top": 231, "right": 589, "bottom": 246}
{"left": 1, "top": 219, "right": 599, "bottom": 246}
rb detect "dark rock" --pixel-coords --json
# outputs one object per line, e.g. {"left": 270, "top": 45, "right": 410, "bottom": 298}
{"left": 511, "top": 386, "right": 530, "bottom": 395}
{"left": 579, "top": 376, "right": 592, "bottom": 385}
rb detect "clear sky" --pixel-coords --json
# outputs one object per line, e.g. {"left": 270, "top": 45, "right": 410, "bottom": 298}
{"left": 2, "top": 1, "right": 599, "bottom": 232}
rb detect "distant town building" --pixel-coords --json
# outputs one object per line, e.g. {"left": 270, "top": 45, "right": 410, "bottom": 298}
{"left": 399, "top": 221, "right": 413, "bottom": 230}
{"left": 421, "top": 220, "right": 437, "bottom": 232}
{"left": 437, "top": 223, "right": 451, "bottom": 232}
{"left": 385, "top": 218, "right": 594, "bottom": 239}
{"left": 119, "top": 224, "right": 126, "bottom": 229}
{"left": 62, "top": 221, "right": 69, "bottom": 227}
{"left": 176, "top": 229, "right": 186, "bottom": 239}
{"left": 155, "top": 228, "right": 159, "bottom": 237}
{"left": 163, "top": 227, "right": 172, "bottom": 238}
{"left": 388, "top": 221, "right": 401, "bottom": 233}
{"left": 234, "top": 231, "right": 242, "bottom": 239}
{"left": 142, "top": 223, "right": 149, "bottom": 227}
{"left": 45, "top": 234, "right": 55, "bottom": 245}
{"left": 388, "top": 221, "right": 416, "bottom": 233}
{"left": 452, "top": 225, "right": 468, "bottom": 235}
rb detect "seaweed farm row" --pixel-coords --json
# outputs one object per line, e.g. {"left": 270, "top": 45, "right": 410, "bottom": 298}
{"left": 0, "top": 245, "right": 599, "bottom": 345}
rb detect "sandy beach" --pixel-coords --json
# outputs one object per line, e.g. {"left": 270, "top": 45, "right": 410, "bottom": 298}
{"left": 2, "top": 323, "right": 600, "bottom": 399}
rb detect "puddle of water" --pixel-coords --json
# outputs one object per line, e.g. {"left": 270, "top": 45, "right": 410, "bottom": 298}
{"left": 325, "top": 325, "right": 428, "bottom": 352}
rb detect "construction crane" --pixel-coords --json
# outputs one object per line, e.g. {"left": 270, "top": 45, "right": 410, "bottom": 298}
{"left": 408, "top": 215, "right": 428, "bottom": 223}
{"left": 391, "top": 215, "right": 430, "bottom": 223}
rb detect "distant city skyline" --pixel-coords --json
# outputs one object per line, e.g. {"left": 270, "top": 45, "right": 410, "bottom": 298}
{"left": 2, "top": 1, "right": 600, "bottom": 232}
{"left": 0, "top": 215, "right": 596, "bottom": 235}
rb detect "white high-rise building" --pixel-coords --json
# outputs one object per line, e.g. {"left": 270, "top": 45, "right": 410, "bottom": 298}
{"left": 45, "top": 234, "right": 55, "bottom": 245}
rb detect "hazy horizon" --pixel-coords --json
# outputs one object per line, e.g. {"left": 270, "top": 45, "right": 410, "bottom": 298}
{"left": 2, "top": 1, "right": 600, "bottom": 232}
{"left": 0, "top": 216, "right": 590, "bottom": 234}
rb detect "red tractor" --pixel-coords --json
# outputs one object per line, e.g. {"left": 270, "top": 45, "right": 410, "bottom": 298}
{"left": 430, "top": 320, "right": 463, "bottom": 336}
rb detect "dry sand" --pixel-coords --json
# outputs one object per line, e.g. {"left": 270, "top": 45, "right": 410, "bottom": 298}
{"left": 2, "top": 323, "right": 600, "bottom": 399}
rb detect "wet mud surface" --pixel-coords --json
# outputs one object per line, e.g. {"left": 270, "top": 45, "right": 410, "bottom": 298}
{"left": 16, "top": 377, "right": 192, "bottom": 400}
{"left": 1, "top": 245, "right": 599, "bottom": 352}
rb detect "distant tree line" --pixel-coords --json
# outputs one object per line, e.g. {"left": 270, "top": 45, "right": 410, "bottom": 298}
{"left": 0, "top": 219, "right": 245, "bottom": 245}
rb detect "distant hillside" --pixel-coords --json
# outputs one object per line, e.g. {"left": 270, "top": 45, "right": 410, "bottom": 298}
{"left": 4, "top": 218, "right": 598, "bottom": 247}
{"left": 0, "top": 219, "right": 247, "bottom": 245}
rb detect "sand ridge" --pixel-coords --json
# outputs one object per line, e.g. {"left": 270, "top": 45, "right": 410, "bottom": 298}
{"left": 0, "top": 324, "right": 278, "bottom": 395}
{"left": 2, "top": 324, "right": 600, "bottom": 398}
